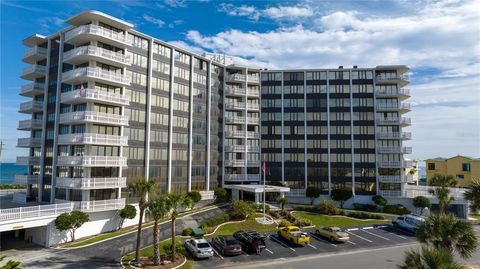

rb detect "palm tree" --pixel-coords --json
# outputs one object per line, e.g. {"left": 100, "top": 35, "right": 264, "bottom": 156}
{"left": 147, "top": 196, "right": 169, "bottom": 266}
{"left": 429, "top": 174, "right": 457, "bottom": 214}
{"left": 165, "top": 192, "right": 193, "bottom": 262}
{"left": 398, "top": 246, "right": 467, "bottom": 269}
{"left": 128, "top": 177, "right": 158, "bottom": 265}
{"left": 416, "top": 214, "right": 478, "bottom": 259}
{"left": 279, "top": 197, "right": 288, "bottom": 212}
{"left": 464, "top": 179, "right": 480, "bottom": 213}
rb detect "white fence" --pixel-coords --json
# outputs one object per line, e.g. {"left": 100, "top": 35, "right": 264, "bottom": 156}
{"left": 0, "top": 203, "right": 73, "bottom": 222}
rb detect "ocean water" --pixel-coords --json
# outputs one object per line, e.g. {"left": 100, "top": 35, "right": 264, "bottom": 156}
{"left": 0, "top": 163, "right": 27, "bottom": 184}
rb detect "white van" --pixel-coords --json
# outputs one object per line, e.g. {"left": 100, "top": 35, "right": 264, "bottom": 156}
{"left": 392, "top": 214, "right": 425, "bottom": 233}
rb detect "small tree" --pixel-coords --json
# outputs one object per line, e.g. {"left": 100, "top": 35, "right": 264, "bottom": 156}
{"left": 54, "top": 211, "right": 89, "bottom": 242}
{"left": 147, "top": 196, "right": 169, "bottom": 266}
{"left": 214, "top": 187, "right": 229, "bottom": 203}
{"left": 412, "top": 196, "right": 431, "bottom": 215}
{"left": 229, "top": 200, "right": 255, "bottom": 220}
{"left": 372, "top": 195, "right": 388, "bottom": 211}
{"left": 464, "top": 179, "right": 480, "bottom": 213}
{"left": 165, "top": 192, "right": 193, "bottom": 262}
{"left": 186, "top": 191, "right": 202, "bottom": 205}
{"left": 279, "top": 197, "right": 288, "bottom": 211}
{"left": 306, "top": 186, "right": 321, "bottom": 205}
{"left": 331, "top": 189, "right": 353, "bottom": 209}
{"left": 118, "top": 204, "right": 137, "bottom": 230}
{"left": 429, "top": 174, "right": 457, "bottom": 214}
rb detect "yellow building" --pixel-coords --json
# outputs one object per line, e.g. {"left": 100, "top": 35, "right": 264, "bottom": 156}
{"left": 425, "top": 155, "right": 480, "bottom": 187}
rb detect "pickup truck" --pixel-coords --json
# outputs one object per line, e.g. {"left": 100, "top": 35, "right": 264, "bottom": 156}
{"left": 233, "top": 230, "right": 266, "bottom": 253}
{"left": 277, "top": 225, "right": 310, "bottom": 244}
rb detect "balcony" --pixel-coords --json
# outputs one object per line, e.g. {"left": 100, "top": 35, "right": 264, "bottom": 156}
{"left": 62, "top": 67, "right": 130, "bottom": 87}
{"left": 403, "top": 185, "right": 465, "bottom": 200}
{"left": 225, "top": 102, "right": 246, "bottom": 111}
{"left": 57, "top": 156, "right": 127, "bottom": 167}
{"left": 378, "top": 190, "right": 402, "bottom": 197}
{"left": 19, "top": 100, "right": 43, "bottom": 113}
{"left": 377, "top": 160, "right": 402, "bottom": 168}
{"left": 225, "top": 116, "right": 245, "bottom": 125}
{"left": 18, "top": 119, "right": 43, "bottom": 130}
{"left": 377, "top": 146, "right": 412, "bottom": 154}
{"left": 58, "top": 133, "right": 128, "bottom": 146}
{"left": 227, "top": 73, "right": 246, "bottom": 83}
{"left": 376, "top": 103, "right": 411, "bottom": 112}
{"left": 376, "top": 117, "right": 411, "bottom": 126}
{"left": 16, "top": 156, "right": 41, "bottom": 166}
{"left": 64, "top": 24, "right": 131, "bottom": 48}
{"left": 224, "top": 159, "right": 260, "bottom": 167}
{"left": 247, "top": 103, "right": 260, "bottom": 110}
{"left": 375, "top": 88, "right": 410, "bottom": 98}
{"left": 59, "top": 111, "right": 129, "bottom": 126}
{"left": 63, "top": 45, "right": 130, "bottom": 67}
{"left": 375, "top": 74, "right": 410, "bottom": 87}
{"left": 17, "top": 137, "right": 41, "bottom": 148}
{"left": 247, "top": 75, "right": 260, "bottom": 83}
{"left": 224, "top": 145, "right": 260, "bottom": 153}
{"left": 247, "top": 88, "right": 260, "bottom": 97}
{"left": 225, "top": 87, "right": 246, "bottom": 96}
{"left": 224, "top": 174, "right": 261, "bottom": 182}
{"left": 0, "top": 203, "right": 73, "bottom": 222}
{"left": 247, "top": 117, "right": 260, "bottom": 125}
{"left": 61, "top": 88, "right": 129, "bottom": 106}
{"left": 376, "top": 132, "right": 412, "bottom": 140}
{"left": 377, "top": 175, "right": 404, "bottom": 183}
{"left": 225, "top": 130, "right": 260, "bottom": 139}
{"left": 20, "top": 82, "right": 44, "bottom": 97}
{"left": 23, "top": 46, "right": 47, "bottom": 64}
{"left": 72, "top": 198, "right": 126, "bottom": 212}
{"left": 15, "top": 174, "right": 39, "bottom": 185}
{"left": 21, "top": 64, "right": 46, "bottom": 80}
{"left": 56, "top": 177, "right": 127, "bottom": 189}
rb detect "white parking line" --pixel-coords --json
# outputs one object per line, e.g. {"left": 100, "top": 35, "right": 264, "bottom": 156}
{"left": 265, "top": 248, "right": 274, "bottom": 254}
{"left": 269, "top": 235, "right": 296, "bottom": 252}
{"left": 387, "top": 226, "right": 415, "bottom": 237}
{"left": 361, "top": 229, "right": 390, "bottom": 241}
{"left": 362, "top": 226, "right": 374, "bottom": 230}
{"left": 212, "top": 248, "right": 224, "bottom": 259}
{"left": 347, "top": 231, "right": 373, "bottom": 243}
{"left": 346, "top": 241, "right": 356, "bottom": 245}
{"left": 309, "top": 233, "right": 337, "bottom": 247}
{"left": 307, "top": 243, "right": 318, "bottom": 250}
{"left": 378, "top": 228, "right": 408, "bottom": 240}
{"left": 347, "top": 228, "right": 359, "bottom": 231}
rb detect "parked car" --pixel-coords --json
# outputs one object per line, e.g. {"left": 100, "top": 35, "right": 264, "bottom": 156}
{"left": 211, "top": 236, "right": 242, "bottom": 256}
{"left": 392, "top": 214, "right": 425, "bottom": 233}
{"left": 314, "top": 227, "right": 350, "bottom": 242}
{"left": 233, "top": 230, "right": 267, "bottom": 253}
{"left": 277, "top": 225, "right": 310, "bottom": 244}
{"left": 184, "top": 238, "right": 214, "bottom": 259}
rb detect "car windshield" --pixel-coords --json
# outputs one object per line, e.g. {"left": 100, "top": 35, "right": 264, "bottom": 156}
{"left": 197, "top": 243, "right": 210, "bottom": 248}
{"left": 226, "top": 239, "right": 238, "bottom": 245}
{"left": 290, "top": 228, "right": 300, "bottom": 232}
{"left": 331, "top": 227, "right": 341, "bottom": 232}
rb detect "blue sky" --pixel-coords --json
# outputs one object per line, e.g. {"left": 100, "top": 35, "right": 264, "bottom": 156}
{"left": 1, "top": 0, "right": 479, "bottom": 163}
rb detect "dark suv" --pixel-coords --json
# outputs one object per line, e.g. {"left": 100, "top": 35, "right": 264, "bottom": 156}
{"left": 233, "top": 230, "right": 266, "bottom": 254}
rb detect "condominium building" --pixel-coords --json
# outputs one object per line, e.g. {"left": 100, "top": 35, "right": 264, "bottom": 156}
{"left": 426, "top": 155, "right": 480, "bottom": 187}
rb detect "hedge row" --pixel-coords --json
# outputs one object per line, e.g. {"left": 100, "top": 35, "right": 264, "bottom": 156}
{"left": 293, "top": 202, "right": 385, "bottom": 220}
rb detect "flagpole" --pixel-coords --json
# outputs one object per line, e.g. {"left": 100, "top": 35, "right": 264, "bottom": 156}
{"left": 263, "top": 162, "right": 266, "bottom": 223}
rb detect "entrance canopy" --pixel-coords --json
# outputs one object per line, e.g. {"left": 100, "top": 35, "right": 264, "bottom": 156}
{"left": 224, "top": 184, "right": 290, "bottom": 193}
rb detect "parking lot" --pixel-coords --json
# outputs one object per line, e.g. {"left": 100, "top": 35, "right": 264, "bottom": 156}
{"left": 194, "top": 224, "right": 417, "bottom": 268}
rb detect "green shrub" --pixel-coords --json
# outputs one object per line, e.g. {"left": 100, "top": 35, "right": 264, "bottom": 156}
{"left": 294, "top": 217, "right": 313, "bottom": 227}
{"left": 314, "top": 200, "right": 338, "bottom": 215}
{"left": 292, "top": 205, "right": 314, "bottom": 212}
{"left": 346, "top": 211, "right": 384, "bottom": 220}
{"left": 278, "top": 219, "right": 291, "bottom": 227}
{"left": 186, "top": 191, "right": 202, "bottom": 204}
{"left": 1, "top": 260, "right": 21, "bottom": 269}
{"left": 200, "top": 223, "right": 211, "bottom": 234}
{"left": 162, "top": 241, "right": 185, "bottom": 257}
{"left": 203, "top": 212, "right": 230, "bottom": 227}
{"left": 353, "top": 203, "right": 378, "bottom": 212}
{"left": 229, "top": 200, "right": 255, "bottom": 220}
{"left": 383, "top": 204, "right": 411, "bottom": 215}
{"left": 269, "top": 210, "right": 280, "bottom": 219}
{"left": 182, "top": 227, "right": 193, "bottom": 236}
{"left": 214, "top": 187, "right": 230, "bottom": 203}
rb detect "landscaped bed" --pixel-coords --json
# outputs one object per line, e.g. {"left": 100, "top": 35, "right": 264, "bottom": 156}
{"left": 292, "top": 211, "right": 390, "bottom": 228}
{"left": 208, "top": 213, "right": 277, "bottom": 236}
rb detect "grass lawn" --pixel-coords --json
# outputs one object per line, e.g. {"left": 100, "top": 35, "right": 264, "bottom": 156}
{"left": 210, "top": 214, "right": 277, "bottom": 236}
{"left": 62, "top": 204, "right": 218, "bottom": 248}
{"left": 470, "top": 214, "right": 480, "bottom": 221}
{"left": 122, "top": 238, "right": 193, "bottom": 269}
{"left": 292, "top": 211, "right": 390, "bottom": 228}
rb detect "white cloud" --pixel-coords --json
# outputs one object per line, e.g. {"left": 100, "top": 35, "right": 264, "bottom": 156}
{"left": 164, "top": 0, "right": 187, "bottom": 8}
{"left": 218, "top": 3, "right": 260, "bottom": 20}
{"left": 168, "top": 20, "right": 183, "bottom": 29}
{"left": 218, "top": 3, "right": 314, "bottom": 21}
{"left": 38, "top": 16, "right": 64, "bottom": 33}
{"left": 142, "top": 15, "right": 165, "bottom": 28}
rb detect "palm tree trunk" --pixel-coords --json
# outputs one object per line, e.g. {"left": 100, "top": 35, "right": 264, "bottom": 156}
{"left": 171, "top": 216, "right": 176, "bottom": 261}
{"left": 135, "top": 207, "right": 144, "bottom": 264}
{"left": 153, "top": 220, "right": 160, "bottom": 266}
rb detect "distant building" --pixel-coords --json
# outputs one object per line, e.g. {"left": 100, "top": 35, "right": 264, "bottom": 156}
{"left": 425, "top": 156, "right": 480, "bottom": 187}
{"left": 404, "top": 159, "right": 419, "bottom": 185}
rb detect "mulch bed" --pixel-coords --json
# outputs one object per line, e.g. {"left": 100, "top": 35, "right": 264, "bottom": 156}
{"left": 134, "top": 254, "right": 185, "bottom": 269}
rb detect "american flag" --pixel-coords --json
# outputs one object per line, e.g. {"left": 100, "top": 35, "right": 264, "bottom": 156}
{"left": 262, "top": 162, "right": 266, "bottom": 173}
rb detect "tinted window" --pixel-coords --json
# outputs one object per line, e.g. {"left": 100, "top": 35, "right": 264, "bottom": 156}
{"left": 226, "top": 239, "right": 238, "bottom": 245}
{"left": 197, "top": 243, "right": 210, "bottom": 248}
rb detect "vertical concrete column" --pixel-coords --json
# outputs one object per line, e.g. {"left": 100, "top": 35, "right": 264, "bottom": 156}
{"left": 326, "top": 71, "right": 331, "bottom": 196}
{"left": 187, "top": 56, "right": 194, "bottom": 192}
{"left": 167, "top": 49, "right": 175, "bottom": 192}
{"left": 349, "top": 70, "right": 355, "bottom": 196}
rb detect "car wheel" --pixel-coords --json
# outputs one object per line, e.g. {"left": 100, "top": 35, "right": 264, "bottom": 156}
{"left": 290, "top": 239, "right": 294, "bottom": 244}
{"left": 277, "top": 231, "right": 281, "bottom": 236}
{"left": 330, "top": 237, "right": 335, "bottom": 242}
{"left": 315, "top": 230, "right": 319, "bottom": 235}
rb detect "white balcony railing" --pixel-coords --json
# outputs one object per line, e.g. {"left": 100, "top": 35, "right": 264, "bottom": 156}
{"left": 20, "top": 82, "right": 45, "bottom": 96}
{"left": 16, "top": 156, "right": 41, "bottom": 166}
{"left": 65, "top": 24, "right": 131, "bottom": 46}
{"left": 14, "top": 174, "right": 39, "bottom": 185}
{"left": 21, "top": 65, "right": 46, "bottom": 79}
{"left": 375, "top": 88, "right": 410, "bottom": 96}
{"left": 59, "top": 111, "right": 129, "bottom": 126}
{"left": 247, "top": 75, "right": 260, "bottom": 83}
{"left": 376, "top": 132, "right": 412, "bottom": 140}
{"left": 17, "top": 137, "right": 41, "bottom": 147}
{"left": 376, "top": 117, "right": 411, "bottom": 125}
{"left": 56, "top": 177, "right": 127, "bottom": 189}
{"left": 247, "top": 88, "right": 260, "bottom": 96}
{"left": 403, "top": 185, "right": 466, "bottom": 200}
{"left": 224, "top": 159, "right": 260, "bottom": 167}
{"left": 377, "top": 160, "right": 402, "bottom": 168}
{"left": 58, "top": 133, "right": 128, "bottom": 146}
{"left": 247, "top": 103, "right": 260, "bottom": 110}
{"left": 18, "top": 119, "right": 43, "bottom": 130}
{"left": 225, "top": 102, "right": 246, "bottom": 110}
{"left": 224, "top": 174, "right": 261, "bottom": 181}
{"left": 73, "top": 198, "right": 126, "bottom": 212}
{"left": 23, "top": 46, "right": 48, "bottom": 59}
{"left": 225, "top": 130, "right": 260, "bottom": 139}
{"left": 376, "top": 103, "right": 411, "bottom": 110}
{"left": 0, "top": 203, "right": 73, "bottom": 222}
{"left": 57, "top": 156, "right": 127, "bottom": 167}
{"left": 375, "top": 74, "right": 410, "bottom": 82}
{"left": 225, "top": 145, "right": 261, "bottom": 152}
{"left": 61, "top": 88, "right": 129, "bottom": 106}
{"left": 377, "top": 175, "right": 404, "bottom": 183}
{"left": 62, "top": 67, "right": 130, "bottom": 86}
{"left": 227, "top": 73, "right": 246, "bottom": 82}
{"left": 225, "top": 87, "right": 246, "bottom": 96}
{"left": 63, "top": 45, "right": 129, "bottom": 65}
{"left": 378, "top": 190, "right": 403, "bottom": 197}
{"left": 19, "top": 101, "right": 43, "bottom": 112}
{"left": 377, "top": 146, "right": 412, "bottom": 154}
{"left": 225, "top": 116, "right": 245, "bottom": 124}
{"left": 247, "top": 117, "right": 260, "bottom": 124}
